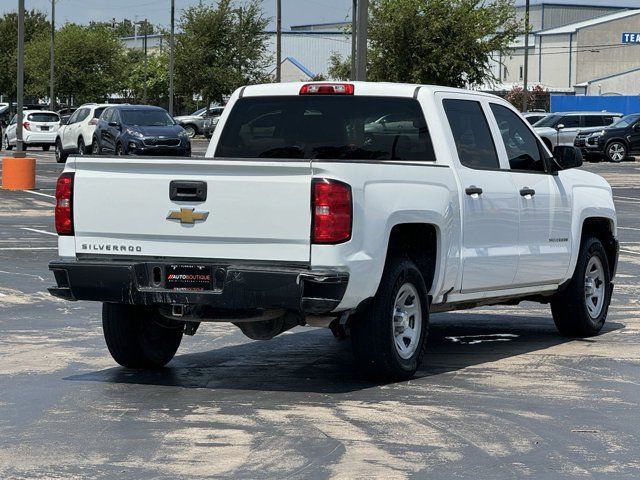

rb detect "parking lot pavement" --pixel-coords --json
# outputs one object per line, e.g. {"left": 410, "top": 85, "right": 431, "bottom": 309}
{"left": 0, "top": 151, "right": 639, "bottom": 478}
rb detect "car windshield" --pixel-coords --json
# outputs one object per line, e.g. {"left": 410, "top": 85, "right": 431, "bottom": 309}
{"left": 27, "top": 112, "right": 59, "bottom": 122}
{"left": 121, "top": 110, "right": 174, "bottom": 126}
{"left": 610, "top": 115, "right": 640, "bottom": 129}
{"left": 533, "top": 114, "right": 562, "bottom": 127}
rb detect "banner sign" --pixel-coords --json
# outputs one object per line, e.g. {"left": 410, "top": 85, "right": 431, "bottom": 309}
{"left": 621, "top": 33, "right": 640, "bottom": 44}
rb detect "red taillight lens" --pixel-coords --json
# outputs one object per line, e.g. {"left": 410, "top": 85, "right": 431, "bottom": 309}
{"left": 300, "top": 83, "right": 354, "bottom": 95}
{"left": 312, "top": 179, "right": 352, "bottom": 244}
{"left": 88, "top": 118, "right": 98, "bottom": 126}
{"left": 22, "top": 121, "right": 30, "bottom": 131}
{"left": 55, "top": 172, "right": 74, "bottom": 235}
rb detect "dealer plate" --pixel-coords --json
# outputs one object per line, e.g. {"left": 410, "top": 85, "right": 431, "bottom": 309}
{"left": 166, "top": 264, "right": 213, "bottom": 291}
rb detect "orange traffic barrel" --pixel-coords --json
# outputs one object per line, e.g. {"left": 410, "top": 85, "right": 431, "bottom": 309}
{"left": 2, "top": 156, "right": 36, "bottom": 190}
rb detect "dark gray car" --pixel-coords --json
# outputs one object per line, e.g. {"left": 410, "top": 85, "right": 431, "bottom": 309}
{"left": 174, "top": 106, "right": 224, "bottom": 138}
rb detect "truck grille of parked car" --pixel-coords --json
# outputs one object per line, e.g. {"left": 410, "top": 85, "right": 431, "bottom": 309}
{"left": 143, "top": 138, "right": 181, "bottom": 147}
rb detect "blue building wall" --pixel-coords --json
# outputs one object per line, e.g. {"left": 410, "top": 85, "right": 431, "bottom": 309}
{"left": 551, "top": 95, "right": 640, "bottom": 115}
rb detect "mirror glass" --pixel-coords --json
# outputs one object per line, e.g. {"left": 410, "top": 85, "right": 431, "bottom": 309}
{"left": 553, "top": 146, "right": 583, "bottom": 170}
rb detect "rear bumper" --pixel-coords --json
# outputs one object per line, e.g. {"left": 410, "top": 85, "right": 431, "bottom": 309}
{"left": 48, "top": 259, "right": 348, "bottom": 315}
{"left": 24, "top": 131, "right": 56, "bottom": 144}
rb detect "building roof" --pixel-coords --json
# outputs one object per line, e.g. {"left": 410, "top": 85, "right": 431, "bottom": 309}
{"left": 515, "top": 0, "right": 635, "bottom": 7}
{"left": 284, "top": 57, "right": 316, "bottom": 78}
{"left": 538, "top": 9, "right": 640, "bottom": 35}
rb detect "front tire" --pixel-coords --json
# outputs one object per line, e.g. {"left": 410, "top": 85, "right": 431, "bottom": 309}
{"left": 55, "top": 139, "right": 67, "bottom": 163}
{"left": 606, "top": 141, "right": 626, "bottom": 163}
{"left": 551, "top": 237, "right": 611, "bottom": 337}
{"left": 115, "top": 143, "right": 124, "bottom": 156}
{"left": 3, "top": 136, "right": 12, "bottom": 151}
{"left": 350, "top": 258, "right": 429, "bottom": 381}
{"left": 102, "top": 303, "right": 183, "bottom": 369}
{"left": 183, "top": 124, "right": 197, "bottom": 138}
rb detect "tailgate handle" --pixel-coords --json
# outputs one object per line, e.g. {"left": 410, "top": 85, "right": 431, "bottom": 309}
{"left": 170, "top": 181, "right": 207, "bottom": 202}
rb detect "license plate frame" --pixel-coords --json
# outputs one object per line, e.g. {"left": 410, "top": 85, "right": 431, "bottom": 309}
{"left": 166, "top": 264, "right": 213, "bottom": 291}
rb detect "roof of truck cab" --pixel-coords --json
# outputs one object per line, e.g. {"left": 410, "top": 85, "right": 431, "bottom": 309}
{"left": 239, "top": 82, "right": 502, "bottom": 99}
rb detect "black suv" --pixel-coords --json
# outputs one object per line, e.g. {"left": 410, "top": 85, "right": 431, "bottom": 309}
{"left": 575, "top": 113, "right": 640, "bottom": 162}
{"left": 92, "top": 105, "right": 190, "bottom": 156}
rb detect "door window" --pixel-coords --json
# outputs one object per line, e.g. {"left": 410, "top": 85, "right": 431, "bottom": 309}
{"left": 101, "top": 108, "right": 113, "bottom": 123}
{"left": 67, "top": 109, "right": 81, "bottom": 124}
{"left": 602, "top": 115, "right": 617, "bottom": 126}
{"left": 582, "top": 115, "right": 604, "bottom": 128}
{"left": 75, "top": 108, "right": 90, "bottom": 123}
{"left": 9, "top": 115, "right": 16, "bottom": 125}
{"left": 490, "top": 103, "right": 546, "bottom": 173}
{"left": 559, "top": 116, "right": 580, "bottom": 128}
{"left": 443, "top": 99, "right": 499, "bottom": 169}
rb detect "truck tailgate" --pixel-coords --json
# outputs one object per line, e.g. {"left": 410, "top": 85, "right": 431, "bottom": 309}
{"left": 71, "top": 157, "right": 312, "bottom": 263}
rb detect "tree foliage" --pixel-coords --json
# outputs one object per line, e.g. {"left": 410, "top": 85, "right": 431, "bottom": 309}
{"left": 174, "top": 0, "right": 270, "bottom": 104}
{"left": 121, "top": 49, "right": 169, "bottom": 104}
{"left": 328, "top": 52, "right": 351, "bottom": 81}
{"left": 0, "top": 10, "right": 49, "bottom": 100}
{"left": 330, "top": 0, "right": 521, "bottom": 87}
{"left": 25, "top": 23, "right": 126, "bottom": 104}
{"left": 505, "top": 84, "right": 550, "bottom": 112}
{"left": 89, "top": 18, "right": 155, "bottom": 37}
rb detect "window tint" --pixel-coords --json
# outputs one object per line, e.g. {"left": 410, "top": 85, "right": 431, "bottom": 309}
{"left": 27, "top": 112, "right": 59, "bottom": 123}
{"left": 559, "top": 116, "right": 580, "bottom": 128}
{"left": 583, "top": 115, "right": 604, "bottom": 128}
{"left": 215, "top": 96, "right": 436, "bottom": 161}
{"left": 443, "top": 99, "right": 499, "bottom": 169}
{"left": 490, "top": 104, "right": 545, "bottom": 172}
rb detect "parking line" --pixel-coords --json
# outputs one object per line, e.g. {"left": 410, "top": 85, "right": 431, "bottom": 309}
{"left": 619, "top": 227, "right": 640, "bottom": 231}
{"left": 613, "top": 195, "right": 640, "bottom": 202}
{"left": 620, "top": 248, "right": 640, "bottom": 256}
{"left": 25, "top": 190, "right": 55, "bottom": 199}
{"left": 20, "top": 227, "right": 57, "bottom": 236}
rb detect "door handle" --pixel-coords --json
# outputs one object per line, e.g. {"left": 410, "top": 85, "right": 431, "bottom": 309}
{"left": 170, "top": 180, "right": 207, "bottom": 202}
{"left": 465, "top": 186, "right": 483, "bottom": 196}
{"left": 520, "top": 187, "right": 536, "bottom": 197}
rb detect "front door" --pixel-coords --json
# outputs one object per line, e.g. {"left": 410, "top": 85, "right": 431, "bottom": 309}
{"left": 440, "top": 96, "right": 520, "bottom": 292}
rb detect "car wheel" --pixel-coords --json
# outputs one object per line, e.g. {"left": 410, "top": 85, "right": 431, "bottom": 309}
{"left": 551, "top": 236, "right": 611, "bottom": 337}
{"left": 55, "top": 139, "right": 68, "bottom": 163}
{"left": 606, "top": 141, "right": 626, "bottom": 163}
{"left": 78, "top": 138, "right": 86, "bottom": 155}
{"left": 3, "top": 136, "right": 12, "bottom": 151}
{"left": 102, "top": 303, "right": 183, "bottom": 369}
{"left": 350, "top": 257, "right": 429, "bottom": 380}
{"left": 91, "top": 139, "right": 101, "bottom": 155}
{"left": 42, "top": 145, "right": 50, "bottom": 152}
{"left": 115, "top": 143, "right": 124, "bottom": 156}
{"left": 183, "top": 124, "right": 197, "bottom": 138}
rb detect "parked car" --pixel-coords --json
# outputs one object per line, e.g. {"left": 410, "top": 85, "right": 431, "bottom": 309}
{"left": 92, "top": 105, "right": 190, "bottom": 156}
{"left": 3, "top": 110, "right": 60, "bottom": 151}
{"left": 49, "top": 82, "right": 618, "bottom": 380}
{"left": 522, "top": 111, "right": 548, "bottom": 125}
{"left": 534, "top": 111, "right": 621, "bottom": 150}
{"left": 575, "top": 113, "right": 640, "bottom": 162}
{"left": 174, "top": 106, "right": 224, "bottom": 138}
{"left": 55, "top": 103, "right": 111, "bottom": 163}
{"left": 202, "top": 107, "right": 225, "bottom": 138}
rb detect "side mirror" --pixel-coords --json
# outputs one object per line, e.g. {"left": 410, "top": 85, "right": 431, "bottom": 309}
{"left": 634, "top": 124, "right": 640, "bottom": 132}
{"left": 552, "top": 146, "right": 583, "bottom": 171}
{"left": 108, "top": 121, "right": 119, "bottom": 128}
{"left": 555, "top": 123, "right": 565, "bottom": 130}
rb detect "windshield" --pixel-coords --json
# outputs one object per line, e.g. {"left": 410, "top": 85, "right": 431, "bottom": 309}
{"left": 121, "top": 109, "right": 174, "bottom": 126}
{"left": 533, "top": 114, "right": 562, "bottom": 127}
{"left": 215, "top": 96, "right": 436, "bottom": 161}
{"left": 610, "top": 114, "right": 640, "bottom": 129}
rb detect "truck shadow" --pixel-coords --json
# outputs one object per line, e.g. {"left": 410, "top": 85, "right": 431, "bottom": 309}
{"left": 66, "top": 311, "right": 624, "bottom": 394}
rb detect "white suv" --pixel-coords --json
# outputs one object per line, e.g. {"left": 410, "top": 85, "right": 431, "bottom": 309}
{"left": 55, "top": 103, "right": 111, "bottom": 163}
{"left": 3, "top": 110, "right": 60, "bottom": 151}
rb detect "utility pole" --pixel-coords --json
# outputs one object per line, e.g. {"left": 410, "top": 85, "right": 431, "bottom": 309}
{"left": 16, "top": 0, "right": 25, "bottom": 156}
{"left": 169, "top": 0, "right": 175, "bottom": 115}
{"left": 522, "top": 0, "right": 530, "bottom": 112}
{"left": 351, "top": 0, "right": 357, "bottom": 80}
{"left": 143, "top": 19, "right": 148, "bottom": 103}
{"left": 275, "top": 0, "right": 282, "bottom": 82}
{"left": 355, "top": 0, "right": 368, "bottom": 81}
{"left": 49, "top": 0, "right": 55, "bottom": 110}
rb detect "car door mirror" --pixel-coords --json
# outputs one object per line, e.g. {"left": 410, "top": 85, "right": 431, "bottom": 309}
{"left": 60, "top": 116, "right": 70, "bottom": 125}
{"left": 555, "top": 123, "right": 565, "bottom": 130}
{"left": 552, "top": 146, "right": 583, "bottom": 171}
{"left": 108, "top": 121, "right": 119, "bottom": 128}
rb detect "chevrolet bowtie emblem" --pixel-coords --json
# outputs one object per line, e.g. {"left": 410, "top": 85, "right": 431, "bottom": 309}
{"left": 166, "top": 208, "right": 209, "bottom": 224}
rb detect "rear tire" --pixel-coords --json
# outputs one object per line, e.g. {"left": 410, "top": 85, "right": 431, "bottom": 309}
{"left": 78, "top": 138, "right": 86, "bottom": 155}
{"left": 551, "top": 236, "right": 611, "bottom": 337}
{"left": 350, "top": 258, "right": 429, "bottom": 381}
{"left": 102, "top": 303, "right": 183, "bottom": 369}
{"left": 55, "top": 139, "right": 67, "bottom": 163}
{"left": 91, "top": 138, "right": 101, "bottom": 155}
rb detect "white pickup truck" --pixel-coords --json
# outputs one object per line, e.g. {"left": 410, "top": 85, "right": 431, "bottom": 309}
{"left": 49, "top": 82, "right": 619, "bottom": 380}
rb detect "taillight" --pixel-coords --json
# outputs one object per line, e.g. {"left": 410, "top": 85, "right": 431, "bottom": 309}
{"left": 300, "top": 83, "right": 354, "bottom": 95}
{"left": 88, "top": 118, "right": 98, "bottom": 126}
{"left": 22, "top": 121, "right": 30, "bottom": 131}
{"left": 312, "top": 179, "right": 352, "bottom": 244}
{"left": 55, "top": 172, "right": 74, "bottom": 235}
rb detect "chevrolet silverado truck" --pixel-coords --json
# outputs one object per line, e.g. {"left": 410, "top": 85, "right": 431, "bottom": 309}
{"left": 48, "top": 82, "right": 619, "bottom": 380}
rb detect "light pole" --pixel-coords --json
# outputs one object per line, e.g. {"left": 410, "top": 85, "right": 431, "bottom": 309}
{"left": 169, "top": 0, "right": 175, "bottom": 115}
{"left": 275, "top": 0, "right": 281, "bottom": 82}
{"left": 355, "top": 0, "right": 368, "bottom": 81}
{"left": 351, "top": 0, "right": 357, "bottom": 80}
{"left": 136, "top": 19, "right": 149, "bottom": 103}
{"left": 522, "top": 0, "right": 530, "bottom": 112}
{"left": 50, "top": 0, "right": 55, "bottom": 110}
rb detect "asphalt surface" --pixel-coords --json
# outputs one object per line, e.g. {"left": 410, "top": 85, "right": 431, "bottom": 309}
{"left": 1, "top": 142, "right": 639, "bottom": 479}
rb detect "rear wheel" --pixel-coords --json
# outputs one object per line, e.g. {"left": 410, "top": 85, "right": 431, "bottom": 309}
{"left": 91, "top": 139, "right": 101, "bottom": 155}
{"left": 350, "top": 258, "right": 429, "bottom": 381}
{"left": 551, "top": 236, "right": 611, "bottom": 336}
{"left": 115, "top": 143, "right": 124, "bottom": 156}
{"left": 102, "top": 303, "right": 183, "bottom": 369}
{"left": 55, "top": 139, "right": 67, "bottom": 163}
{"left": 606, "top": 141, "right": 626, "bottom": 163}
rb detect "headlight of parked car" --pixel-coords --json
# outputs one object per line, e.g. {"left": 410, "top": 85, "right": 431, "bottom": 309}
{"left": 125, "top": 128, "right": 144, "bottom": 139}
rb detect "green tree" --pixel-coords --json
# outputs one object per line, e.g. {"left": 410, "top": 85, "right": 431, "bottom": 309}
{"left": 174, "top": 0, "right": 270, "bottom": 105}
{"left": 0, "top": 10, "right": 49, "bottom": 101}
{"left": 330, "top": 0, "right": 521, "bottom": 87}
{"left": 89, "top": 18, "right": 155, "bottom": 37}
{"left": 25, "top": 23, "right": 126, "bottom": 104}
{"left": 121, "top": 49, "right": 169, "bottom": 104}
{"left": 328, "top": 52, "right": 351, "bottom": 81}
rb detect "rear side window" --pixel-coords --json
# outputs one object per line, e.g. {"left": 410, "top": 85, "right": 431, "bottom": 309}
{"left": 443, "top": 99, "right": 499, "bottom": 169}
{"left": 215, "top": 96, "right": 436, "bottom": 161}
{"left": 602, "top": 115, "right": 617, "bottom": 125}
{"left": 27, "top": 112, "right": 59, "bottom": 123}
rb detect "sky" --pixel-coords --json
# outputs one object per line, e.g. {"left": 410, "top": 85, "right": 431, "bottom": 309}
{"left": 0, "top": 0, "right": 353, "bottom": 30}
